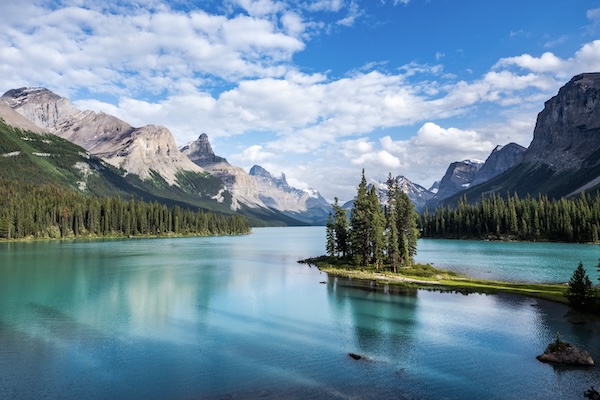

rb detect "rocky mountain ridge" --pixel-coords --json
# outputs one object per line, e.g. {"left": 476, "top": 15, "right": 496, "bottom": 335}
{"left": 437, "top": 72, "right": 600, "bottom": 204}
{"left": 470, "top": 143, "right": 526, "bottom": 186}
{"left": 2, "top": 87, "right": 206, "bottom": 186}
{"left": 181, "top": 134, "right": 331, "bottom": 223}
{"left": 429, "top": 159, "right": 484, "bottom": 204}
{"left": 523, "top": 73, "right": 600, "bottom": 170}
{"left": 1, "top": 87, "right": 330, "bottom": 225}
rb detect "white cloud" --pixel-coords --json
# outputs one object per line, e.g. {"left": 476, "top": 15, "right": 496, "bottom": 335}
{"left": 493, "top": 40, "right": 600, "bottom": 79}
{"left": 230, "top": 0, "right": 285, "bottom": 16}
{"left": 2, "top": 1, "right": 599, "bottom": 203}
{"left": 352, "top": 150, "right": 400, "bottom": 169}
{"left": 494, "top": 52, "right": 568, "bottom": 74}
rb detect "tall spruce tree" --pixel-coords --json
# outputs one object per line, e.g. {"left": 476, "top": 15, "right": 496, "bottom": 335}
{"left": 396, "top": 190, "right": 418, "bottom": 265}
{"left": 368, "top": 185, "right": 385, "bottom": 270}
{"left": 350, "top": 169, "right": 372, "bottom": 265}
{"left": 565, "top": 262, "right": 595, "bottom": 310}
{"left": 332, "top": 197, "right": 349, "bottom": 258}
{"left": 386, "top": 174, "right": 400, "bottom": 273}
{"left": 326, "top": 213, "right": 335, "bottom": 257}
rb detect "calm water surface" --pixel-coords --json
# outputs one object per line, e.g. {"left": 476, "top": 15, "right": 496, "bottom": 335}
{"left": 0, "top": 228, "right": 599, "bottom": 399}
{"left": 416, "top": 238, "right": 600, "bottom": 283}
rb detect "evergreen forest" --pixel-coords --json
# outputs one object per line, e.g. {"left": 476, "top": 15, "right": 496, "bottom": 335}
{"left": 326, "top": 171, "right": 419, "bottom": 271}
{"left": 0, "top": 180, "right": 250, "bottom": 240}
{"left": 420, "top": 192, "right": 600, "bottom": 243}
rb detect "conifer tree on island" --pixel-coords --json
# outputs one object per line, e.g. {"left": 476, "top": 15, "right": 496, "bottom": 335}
{"left": 565, "top": 262, "right": 595, "bottom": 310}
{"left": 325, "top": 170, "right": 418, "bottom": 271}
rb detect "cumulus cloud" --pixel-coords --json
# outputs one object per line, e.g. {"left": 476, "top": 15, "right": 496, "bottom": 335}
{"left": 2, "top": 1, "right": 598, "bottom": 202}
{"left": 493, "top": 40, "right": 600, "bottom": 79}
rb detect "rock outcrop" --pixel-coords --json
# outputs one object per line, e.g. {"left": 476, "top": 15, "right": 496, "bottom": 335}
{"left": 0, "top": 102, "right": 46, "bottom": 134}
{"left": 536, "top": 341, "right": 594, "bottom": 366}
{"left": 471, "top": 143, "right": 526, "bottom": 186}
{"left": 524, "top": 73, "right": 600, "bottom": 170}
{"left": 1, "top": 87, "right": 205, "bottom": 186}
{"left": 431, "top": 159, "right": 483, "bottom": 202}
{"left": 181, "top": 134, "right": 264, "bottom": 210}
{"left": 180, "top": 133, "right": 227, "bottom": 166}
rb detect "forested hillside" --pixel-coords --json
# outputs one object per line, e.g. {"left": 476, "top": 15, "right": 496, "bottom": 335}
{"left": 0, "top": 180, "right": 250, "bottom": 239}
{"left": 420, "top": 192, "right": 600, "bottom": 243}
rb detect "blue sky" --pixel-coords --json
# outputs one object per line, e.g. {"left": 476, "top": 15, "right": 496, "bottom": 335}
{"left": 1, "top": 0, "right": 600, "bottom": 202}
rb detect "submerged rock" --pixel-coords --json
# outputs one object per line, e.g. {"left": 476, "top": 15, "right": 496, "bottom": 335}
{"left": 536, "top": 342, "right": 594, "bottom": 366}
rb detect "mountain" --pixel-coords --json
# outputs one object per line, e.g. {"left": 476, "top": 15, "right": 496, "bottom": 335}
{"left": 248, "top": 165, "right": 332, "bottom": 225}
{"left": 343, "top": 175, "right": 434, "bottom": 211}
{"left": 181, "top": 134, "right": 332, "bottom": 224}
{"left": 441, "top": 72, "right": 600, "bottom": 203}
{"left": 470, "top": 143, "right": 526, "bottom": 186}
{"left": 428, "top": 181, "right": 440, "bottom": 194}
{"left": 0, "top": 116, "right": 232, "bottom": 213}
{"left": 181, "top": 133, "right": 265, "bottom": 210}
{"left": 1, "top": 88, "right": 315, "bottom": 226}
{"left": 2, "top": 88, "right": 208, "bottom": 188}
{"left": 429, "top": 159, "right": 484, "bottom": 205}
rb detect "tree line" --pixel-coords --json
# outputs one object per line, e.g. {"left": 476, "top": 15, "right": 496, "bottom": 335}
{"left": 326, "top": 171, "right": 419, "bottom": 271}
{"left": 0, "top": 180, "right": 250, "bottom": 240}
{"left": 420, "top": 192, "right": 600, "bottom": 243}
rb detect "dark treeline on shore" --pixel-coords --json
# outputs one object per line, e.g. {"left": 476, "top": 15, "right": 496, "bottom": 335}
{"left": 420, "top": 192, "right": 600, "bottom": 243}
{"left": 0, "top": 180, "right": 250, "bottom": 240}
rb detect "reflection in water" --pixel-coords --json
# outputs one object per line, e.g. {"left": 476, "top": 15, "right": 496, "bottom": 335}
{"left": 327, "top": 276, "right": 418, "bottom": 360}
{"left": 0, "top": 229, "right": 599, "bottom": 400}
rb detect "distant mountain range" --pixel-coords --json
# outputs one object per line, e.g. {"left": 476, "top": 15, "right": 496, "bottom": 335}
{"left": 2, "top": 72, "right": 600, "bottom": 220}
{"left": 0, "top": 87, "right": 330, "bottom": 225}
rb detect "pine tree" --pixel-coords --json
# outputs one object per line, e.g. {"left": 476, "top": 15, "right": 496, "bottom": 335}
{"left": 332, "top": 197, "right": 349, "bottom": 258}
{"left": 386, "top": 174, "right": 400, "bottom": 273}
{"left": 326, "top": 213, "right": 335, "bottom": 257}
{"left": 350, "top": 169, "right": 371, "bottom": 265}
{"left": 565, "top": 262, "right": 595, "bottom": 310}
{"left": 396, "top": 191, "right": 418, "bottom": 265}
{"left": 368, "top": 185, "right": 385, "bottom": 270}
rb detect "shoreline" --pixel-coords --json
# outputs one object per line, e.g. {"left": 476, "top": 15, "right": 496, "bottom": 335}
{"left": 301, "top": 257, "right": 569, "bottom": 304}
{"left": 0, "top": 231, "right": 252, "bottom": 243}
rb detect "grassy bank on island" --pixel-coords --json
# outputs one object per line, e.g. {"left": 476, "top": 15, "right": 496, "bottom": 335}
{"left": 300, "top": 256, "right": 569, "bottom": 304}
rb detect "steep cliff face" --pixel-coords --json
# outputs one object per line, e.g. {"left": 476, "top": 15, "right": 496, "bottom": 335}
{"left": 1, "top": 87, "right": 206, "bottom": 186}
{"left": 524, "top": 73, "right": 600, "bottom": 169}
{"left": 180, "top": 133, "right": 227, "bottom": 166}
{"left": 438, "top": 73, "right": 600, "bottom": 203}
{"left": 0, "top": 100, "right": 46, "bottom": 134}
{"left": 432, "top": 160, "right": 483, "bottom": 201}
{"left": 471, "top": 143, "right": 526, "bottom": 186}
{"left": 181, "top": 134, "right": 264, "bottom": 210}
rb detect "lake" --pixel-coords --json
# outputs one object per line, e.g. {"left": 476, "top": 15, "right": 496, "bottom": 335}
{"left": 0, "top": 227, "right": 599, "bottom": 399}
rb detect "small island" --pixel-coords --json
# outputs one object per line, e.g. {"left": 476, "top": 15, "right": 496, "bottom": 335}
{"left": 302, "top": 170, "right": 600, "bottom": 311}
{"left": 301, "top": 171, "right": 576, "bottom": 304}
{"left": 536, "top": 333, "right": 594, "bottom": 366}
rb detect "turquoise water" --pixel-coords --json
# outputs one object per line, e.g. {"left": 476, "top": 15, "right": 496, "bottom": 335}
{"left": 0, "top": 228, "right": 598, "bottom": 399}
{"left": 416, "top": 239, "right": 600, "bottom": 283}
